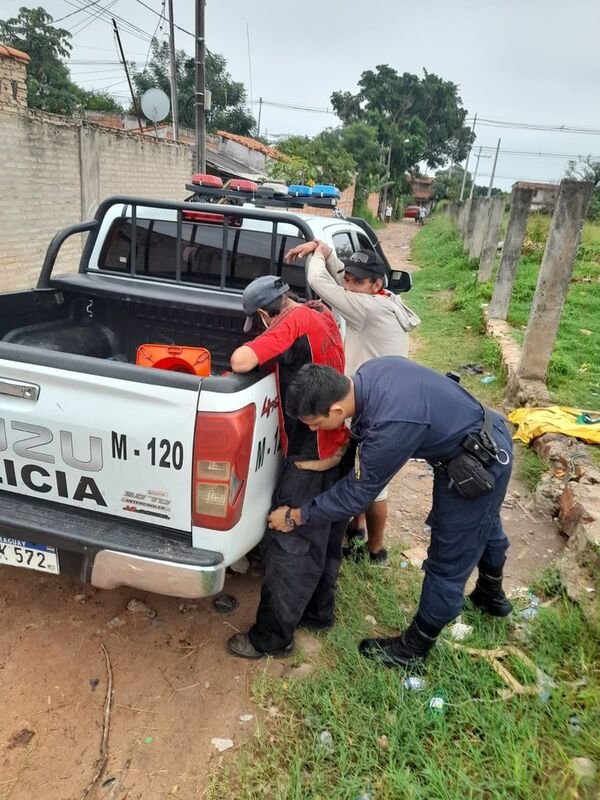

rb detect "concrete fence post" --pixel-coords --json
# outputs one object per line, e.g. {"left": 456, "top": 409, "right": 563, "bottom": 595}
{"left": 464, "top": 196, "right": 481, "bottom": 252}
{"left": 456, "top": 200, "right": 469, "bottom": 238}
{"left": 477, "top": 197, "right": 505, "bottom": 283}
{"left": 469, "top": 197, "right": 490, "bottom": 259}
{"left": 514, "top": 180, "right": 593, "bottom": 389}
{"left": 488, "top": 187, "right": 534, "bottom": 319}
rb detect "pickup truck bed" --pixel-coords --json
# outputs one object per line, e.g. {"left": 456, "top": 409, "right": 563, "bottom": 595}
{"left": 0, "top": 273, "right": 250, "bottom": 372}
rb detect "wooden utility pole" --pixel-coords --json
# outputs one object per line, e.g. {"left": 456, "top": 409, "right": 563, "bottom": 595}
{"left": 113, "top": 18, "right": 143, "bottom": 133}
{"left": 167, "top": 0, "right": 179, "bottom": 142}
{"left": 195, "top": 0, "right": 206, "bottom": 172}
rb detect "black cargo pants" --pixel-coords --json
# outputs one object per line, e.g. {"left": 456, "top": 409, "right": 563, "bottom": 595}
{"left": 249, "top": 458, "right": 350, "bottom": 654}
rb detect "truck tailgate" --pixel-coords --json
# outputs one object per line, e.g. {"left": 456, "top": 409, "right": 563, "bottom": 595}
{"left": 0, "top": 358, "right": 199, "bottom": 532}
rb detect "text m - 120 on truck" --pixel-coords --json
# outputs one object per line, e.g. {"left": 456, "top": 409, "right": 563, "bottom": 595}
{"left": 0, "top": 189, "right": 409, "bottom": 598}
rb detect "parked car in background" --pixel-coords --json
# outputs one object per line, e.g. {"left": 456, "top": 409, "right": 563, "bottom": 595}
{"left": 403, "top": 205, "right": 420, "bottom": 219}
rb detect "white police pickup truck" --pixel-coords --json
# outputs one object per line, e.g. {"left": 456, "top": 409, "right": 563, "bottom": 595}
{"left": 0, "top": 180, "right": 410, "bottom": 598}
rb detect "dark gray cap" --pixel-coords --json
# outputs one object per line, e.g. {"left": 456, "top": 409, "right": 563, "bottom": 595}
{"left": 338, "top": 249, "right": 386, "bottom": 281}
{"left": 242, "top": 275, "right": 290, "bottom": 332}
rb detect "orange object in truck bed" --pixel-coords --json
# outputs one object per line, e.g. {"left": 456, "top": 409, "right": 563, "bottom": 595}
{"left": 136, "top": 344, "right": 211, "bottom": 376}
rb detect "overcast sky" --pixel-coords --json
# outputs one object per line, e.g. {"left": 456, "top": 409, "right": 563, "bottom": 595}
{"left": 2, "top": 0, "right": 599, "bottom": 190}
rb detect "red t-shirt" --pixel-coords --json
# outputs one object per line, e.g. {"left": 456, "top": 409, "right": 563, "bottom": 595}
{"left": 247, "top": 302, "right": 349, "bottom": 460}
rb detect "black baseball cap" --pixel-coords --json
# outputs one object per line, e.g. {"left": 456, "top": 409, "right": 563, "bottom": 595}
{"left": 242, "top": 275, "right": 290, "bottom": 332}
{"left": 339, "top": 250, "right": 386, "bottom": 281}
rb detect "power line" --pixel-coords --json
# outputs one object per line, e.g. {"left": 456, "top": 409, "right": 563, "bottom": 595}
{"left": 143, "top": 0, "right": 166, "bottom": 70}
{"left": 60, "top": 0, "right": 155, "bottom": 42}
{"left": 476, "top": 146, "right": 600, "bottom": 159}
{"left": 54, "top": 0, "right": 105, "bottom": 23}
{"left": 254, "top": 99, "right": 335, "bottom": 115}
{"left": 467, "top": 115, "right": 600, "bottom": 136}
{"left": 133, "top": 0, "right": 198, "bottom": 39}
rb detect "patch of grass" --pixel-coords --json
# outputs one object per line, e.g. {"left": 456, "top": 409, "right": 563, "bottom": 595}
{"left": 210, "top": 551, "right": 600, "bottom": 799}
{"left": 408, "top": 215, "right": 505, "bottom": 403}
{"left": 587, "top": 445, "right": 600, "bottom": 469}
{"left": 519, "top": 448, "right": 550, "bottom": 491}
{"left": 503, "top": 215, "right": 600, "bottom": 407}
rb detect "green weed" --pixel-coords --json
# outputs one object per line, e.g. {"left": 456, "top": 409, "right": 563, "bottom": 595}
{"left": 408, "top": 216, "right": 505, "bottom": 402}
{"left": 518, "top": 448, "right": 550, "bottom": 491}
{"left": 209, "top": 554, "right": 600, "bottom": 799}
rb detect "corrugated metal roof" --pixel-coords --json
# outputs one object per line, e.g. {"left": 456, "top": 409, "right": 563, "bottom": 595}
{"left": 206, "top": 149, "right": 268, "bottom": 182}
{"left": 216, "top": 130, "right": 288, "bottom": 162}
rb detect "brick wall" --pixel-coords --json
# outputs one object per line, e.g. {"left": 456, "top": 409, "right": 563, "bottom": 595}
{"left": 0, "top": 110, "right": 82, "bottom": 290}
{"left": 0, "top": 108, "right": 195, "bottom": 291}
{"left": 0, "top": 48, "right": 28, "bottom": 111}
{"left": 367, "top": 192, "right": 380, "bottom": 218}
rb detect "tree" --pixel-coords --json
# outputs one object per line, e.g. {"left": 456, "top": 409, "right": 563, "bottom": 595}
{"left": 432, "top": 166, "right": 471, "bottom": 202}
{"left": 0, "top": 6, "right": 77, "bottom": 114}
{"left": 132, "top": 41, "right": 255, "bottom": 135}
{"left": 331, "top": 65, "right": 473, "bottom": 189}
{"left": 268, "top": 130, "right": 357, "bottom": 190}
{"left": 0, "top": 6, "right": 122, "bottom": 114}
{"left": 566, "top": 156, "right": 600, "bottom": 220}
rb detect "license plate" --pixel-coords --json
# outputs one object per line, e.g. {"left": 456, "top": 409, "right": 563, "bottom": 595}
{"left": 0, "top": 537, "right": 59, "bottom": 574}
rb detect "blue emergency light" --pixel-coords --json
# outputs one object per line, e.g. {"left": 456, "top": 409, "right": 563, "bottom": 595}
{"left": 311, "top": 184, "right": 341, "bottom": 199}
{"left": 287, "top": 185, "right": 312, "bottom": 197}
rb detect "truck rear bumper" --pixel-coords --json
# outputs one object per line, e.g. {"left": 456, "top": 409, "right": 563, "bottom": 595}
{"left": 91, "top": 549, "right": 224, "bottom": 597}
{"left": 0, "top": 491, "right": 225, "bottom": 599}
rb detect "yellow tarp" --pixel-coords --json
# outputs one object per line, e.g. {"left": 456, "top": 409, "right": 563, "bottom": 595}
{"left": 508, "top": 406, "right": 600, "bottom": 445}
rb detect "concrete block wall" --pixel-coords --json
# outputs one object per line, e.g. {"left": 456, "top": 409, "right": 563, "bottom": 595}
{"left": 0, "top": 110, "right": 82, "bottom": 290}
{"left": 0, "top": 49, "right": 28, "bottom": 111}
{"left": 0, "top": 108, "right": 195, "bottom": 290}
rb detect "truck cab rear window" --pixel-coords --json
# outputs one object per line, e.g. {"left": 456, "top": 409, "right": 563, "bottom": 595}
{"left": 98, "top": 218, "right": 308, "bottom": 294}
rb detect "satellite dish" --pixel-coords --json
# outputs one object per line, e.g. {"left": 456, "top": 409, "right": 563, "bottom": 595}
{"left": 141, "top": 88, "right": 171, "bottom": 124}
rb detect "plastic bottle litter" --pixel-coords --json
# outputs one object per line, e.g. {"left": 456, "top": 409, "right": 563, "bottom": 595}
{"left": 428, "top": 690, "right": 447, "bottom": 715}
{"left": 520, "top": 592, "right": 540, "bottom": 620}
{"left": 127, "top": 598, "right": 156, "bottom": 618}
{"left": 319, "top": 730, "right": 334, "bottom": 753}
{"left": 448, "top": 622, "right": 473, "bottom": 641}
{"left": 569, "top": 715, "right": 581, "bottom": 733}
{"left": 211, "top": 737, "right": 233, "bottom": 752}
{"left": 239, "top": 714, "right": 254, "bottom": 723}
{"left": 480, "top": 375, "right": 497, "bottom": 384}
{"left": 403, "top": 676, "right": 426, "bottom": 692}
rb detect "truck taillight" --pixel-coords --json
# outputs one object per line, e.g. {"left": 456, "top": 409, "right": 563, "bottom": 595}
{"left": 192, "top": 405, "right": 255, "bottom": 530}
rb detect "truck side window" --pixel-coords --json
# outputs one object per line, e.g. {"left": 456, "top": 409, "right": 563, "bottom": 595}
{"left": 98, "top": 218, "right": 308, "bottom": 294}
{"left": 356, "top": 233, "right": 377, "bottom": 254}
{"left": 333, "top": 232, "right": 353, "bottom": 260}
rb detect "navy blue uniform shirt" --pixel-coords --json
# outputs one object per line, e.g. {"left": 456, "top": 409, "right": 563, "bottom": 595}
{"left": 300, "top": 356, "right": 490, "bottom": 524}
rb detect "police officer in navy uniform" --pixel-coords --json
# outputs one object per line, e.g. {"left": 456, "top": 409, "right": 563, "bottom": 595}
{"left": 267, "top": 357, "right": 513, "bottom": 667}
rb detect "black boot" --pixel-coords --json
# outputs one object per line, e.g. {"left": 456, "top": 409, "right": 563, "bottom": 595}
{"left": 358, "top": 619, "right": 437, "bottom": 668}
{"left": 469, "top": 572, "right": 513, "bottom": 617}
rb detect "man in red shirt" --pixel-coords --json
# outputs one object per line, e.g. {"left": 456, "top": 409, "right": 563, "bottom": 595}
{"left": 227, "top": 276, "right": 350, "bottom": 659}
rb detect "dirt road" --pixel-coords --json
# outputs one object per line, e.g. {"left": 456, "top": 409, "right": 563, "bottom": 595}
{"left": 0, "top": 221, "right": 565, "bottom": 800}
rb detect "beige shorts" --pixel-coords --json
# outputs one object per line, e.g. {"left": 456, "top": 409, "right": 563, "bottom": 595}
{"left": 374, "top": 485, "right": 389, "bottom": 502}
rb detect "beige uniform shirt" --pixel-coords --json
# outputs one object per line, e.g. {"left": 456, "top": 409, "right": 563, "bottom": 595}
{"left": 307, "top": 251, "right": 421, "bottom": 376}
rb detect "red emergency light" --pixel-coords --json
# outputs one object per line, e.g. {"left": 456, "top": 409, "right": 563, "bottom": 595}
{"left": 190, "top": 174, "right": 223, "bottom": 188}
